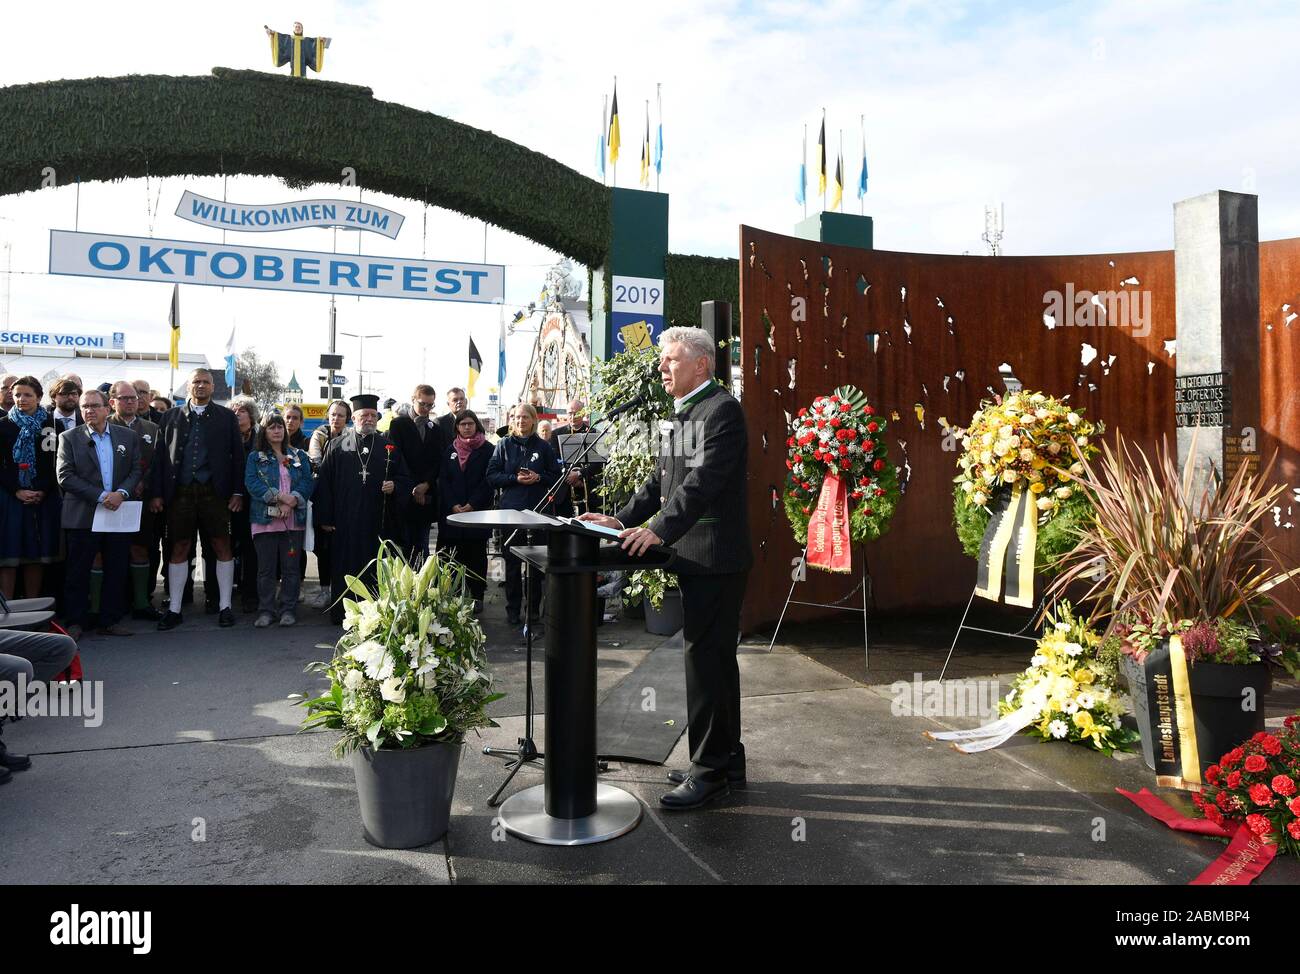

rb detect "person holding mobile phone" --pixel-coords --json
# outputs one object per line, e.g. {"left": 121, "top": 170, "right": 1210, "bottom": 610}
{"left": 485, "top": 402, "right": 562, "bottom": 625}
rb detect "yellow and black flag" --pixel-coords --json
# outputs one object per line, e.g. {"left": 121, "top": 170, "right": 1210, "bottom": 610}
{"left": 817, "top": 114, "right": 827, "bottom": 196}
{"left": 168, "top": 283, "right": 180, "bottom": 370}
{"left": 608, "top": 82, "right": 621, "bottom": 165}
{"left": 640, "top": 101, "right": 650, "bottom": 188}
{"left": 831, "top": 145, "right": 844, "bottom": 211}
{"left": 468, "top": 337, "right": 483, "bottom": 399}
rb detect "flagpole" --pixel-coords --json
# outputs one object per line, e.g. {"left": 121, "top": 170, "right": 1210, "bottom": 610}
{"left": 802, "top": 123, "right": 807, "bottom": 219}
{"left": 839, "top": 128, "right": 844, "bottom": 213}
{"left": 821, "top": 108, "right": 826, "bottom": 214}
{"left": 611, "top": 75, "right": 617, "bottom": 189}
{"left": 860, "top": 113, "right": 865, "bottom": 216}
{"left": 601, "top": 93, "right": 608, "bottom": 186}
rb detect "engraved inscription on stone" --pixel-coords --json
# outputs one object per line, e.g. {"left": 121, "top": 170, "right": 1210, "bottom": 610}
{"left": 1174, "top": 372, "right": 1230, "bottom": 428}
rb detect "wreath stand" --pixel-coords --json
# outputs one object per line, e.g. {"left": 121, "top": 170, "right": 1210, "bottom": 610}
{"left": 938, "top": 583, "right": 1050, "bottom": 682}
{"left": 767, "top": 543, "right": 871, "bottom": 671}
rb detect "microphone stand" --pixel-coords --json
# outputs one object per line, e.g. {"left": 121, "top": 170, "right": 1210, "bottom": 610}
{"left": 484, "top": 413, "right": 620, "bottom": 807}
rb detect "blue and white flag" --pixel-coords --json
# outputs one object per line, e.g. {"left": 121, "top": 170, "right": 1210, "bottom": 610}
{"left": 224, "top": 326, "right": 237, "bottom": 390}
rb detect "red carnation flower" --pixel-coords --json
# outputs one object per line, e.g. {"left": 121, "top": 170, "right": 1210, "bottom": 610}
{"left": 829, "top": 394, "right": 839, "bottom": 402}
{"left": 839, "top": 402, "right": 850, "bottom": 412}
{"left": 1262, "top": 735, "right": 1283, "bottom": 756}
{"left": 1285, "top": 714, "right": 1300, "bottom": 729}
{"left": 798, "top": 408, "right": 807, "bottom": 417}
{"left": 817, "top": 419, "right": 827, "bottom": 429}
{"left": 787, "top": 437, "right": 795, "bottom": 447}
{"left": 1249, "top": 783, "right": 1274, "bottom": 807}
{"left": 859, "top": 476, "right": 870, "bottom": 486}
{"left": 1216, "top": 790, "right": 1234, "bottom": 810}
{"left": 864, "top": 405, "right": 875, "bottom": 415}
{"left": 1223, "top": 747, "right": 1245, "bottom": 768}
{"left": 830, "top": 417, "right": 841, "bottom": 428}
{"left": 385, "top": 444, "right": 395, "bottom": 453}
{"left": 867, "top": 421, "right": 879, "bottom": 433}
{"left": 861, "top": 439, "right": 875, "bottom": 451}
{"left": 864, "top": 507, "right": 873, "bottom": 516}
{"left": 874, "top": 488, "right": 885, "bottom": 497}
{"left": 1272, "top": 774, "right": 1296, "bottom": 797}
{"left": 873, "top": 459, "right": 885, "bottom": 472}
{"left": 851, "top": 490, "right": 862, "bottom": 500}
{"left": 1205, "top": 805, "right": 1225, "bottom": 826}
{"left": 840, "top": 459, "right": 851, "bottom": 470}
{"left": 1290, "top": 796, "right": 1300, "bottom": 817}
{"left": 1191, "top": 793, "right": 1207, "bottom": 809}
{"left": 838, "top": 445, "right": 848, "bottom": 456}
{"left": 1289, "top": 820, "right": 1300, "bottom": 841}
{"left": 1246, "top": 813, "right": 1273, "bottom": 837}
{"left": 1226, "top": 770, "right": 1243, "bottom": 789}
{"left": 844, "top": 429, "right": 857, "bottom": 439}
{"left": 1245, "top": 755, "right": 1268, "bottom": 773}
{"left": 801, "top": 506, "right": 810, "bottom": 514}
{"left": 1206, "top": 765, "right": 1221, "bottom": 785}
{"left": 785, "top": 460, "right": 793, "bottom": 470}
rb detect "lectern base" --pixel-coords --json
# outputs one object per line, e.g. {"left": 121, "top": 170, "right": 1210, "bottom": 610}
{"left": 498, "top": 784, "right": 642, "bottom": 846}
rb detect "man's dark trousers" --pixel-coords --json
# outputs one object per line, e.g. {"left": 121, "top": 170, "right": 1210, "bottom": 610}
{"left": 65, "top": 529, "right": 130, "bottom": 627}
{"left": 679, "top": 571, "right": 748, "bottom": 772}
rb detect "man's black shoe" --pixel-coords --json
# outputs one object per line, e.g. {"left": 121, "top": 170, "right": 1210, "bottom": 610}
{"left": 0, "top": 742, "right": 31, "bottom": 772}
{"left": 133, "top": 606, "right": 162, "bottom": 622}
{"left": 241, "top": 595, "right": 258, "bottom": 614}
{"left": 204, "top": 597, "right": 218, "bottom": 615}
{"left": 660, "top": 772, "right": 730, "bottom": 810}
{"left": 157, "top": 610, "right": 183, "bottom": 631}
{"left": 218, "top": 607, "right": 236, "bottom": 628}
{"left": 667, "top": 764, "right": 745, "bottom": 786}
{"left": 0, "top": 766, "right": 10, "bottom": 785}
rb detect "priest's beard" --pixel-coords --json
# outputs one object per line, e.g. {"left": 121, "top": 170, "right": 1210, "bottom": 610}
{"left": 356, "top": 420, "right": 378, "bottom": 435}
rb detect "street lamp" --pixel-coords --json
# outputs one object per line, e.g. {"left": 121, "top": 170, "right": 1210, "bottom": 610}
{"left": 340, "top": 330, "right": 382, "bottom": 394}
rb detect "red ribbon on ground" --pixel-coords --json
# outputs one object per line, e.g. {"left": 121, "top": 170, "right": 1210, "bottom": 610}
{"left": 806, "top": 472, "right": 852, "bottom": 573}
{"left": 1116, "top": 787, "right": 1277, "bottom": 885}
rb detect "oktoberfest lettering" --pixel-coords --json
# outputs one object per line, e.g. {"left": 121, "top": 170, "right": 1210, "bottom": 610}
{"left": 49, "top": 231, "right": 504, "bottom": 305}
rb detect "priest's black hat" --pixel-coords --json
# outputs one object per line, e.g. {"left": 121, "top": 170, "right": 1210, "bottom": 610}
{"left": 350, "top": 393, "right": 380, "bottom": 411}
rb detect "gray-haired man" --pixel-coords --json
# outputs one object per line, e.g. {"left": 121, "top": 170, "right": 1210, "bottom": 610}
{"left": 581, "top": 326, "right": 752, "bottom": 810}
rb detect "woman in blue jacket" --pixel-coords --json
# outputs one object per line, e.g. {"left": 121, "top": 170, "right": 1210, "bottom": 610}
{"left": 244, "top": 413, "right": 314, "bottom": 628}
{"left": 437, "top": 409, "right": 495, "bottom": 613}
{"left": 485, "top": 403, "right": 562, "bottom": 625}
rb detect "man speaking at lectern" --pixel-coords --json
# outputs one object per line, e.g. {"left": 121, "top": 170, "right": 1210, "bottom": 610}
{"left": 580, "top": 326, "right": 751, "bottom": 810}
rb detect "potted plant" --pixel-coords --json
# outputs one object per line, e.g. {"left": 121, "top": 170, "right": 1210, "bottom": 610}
{"left": 624, "top": 568, "right": 681, "bottom": 635}
{"left": 1049, "top": 435, "right": 1299, "bottom": 777}
{"left": 300, "top": 544, "right": 502, "bottom": 848}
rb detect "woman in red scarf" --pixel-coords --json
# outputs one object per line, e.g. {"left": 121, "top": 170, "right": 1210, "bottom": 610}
{"left": 437, "top": 409, "right": 494, "bottom": 612}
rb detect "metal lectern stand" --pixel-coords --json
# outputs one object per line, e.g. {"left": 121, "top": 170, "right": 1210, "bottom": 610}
{"left": 448, "top": 510, "right": 675, "bottom": 845}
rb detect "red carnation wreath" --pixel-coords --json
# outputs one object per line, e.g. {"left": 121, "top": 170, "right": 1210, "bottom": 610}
{"left": 783, "top": 385, "right": 900, "bottom": 572}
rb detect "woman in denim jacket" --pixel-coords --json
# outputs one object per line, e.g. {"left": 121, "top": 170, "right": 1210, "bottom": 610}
{"left": 244, "top": 413, "right": 314, "bottom": 627}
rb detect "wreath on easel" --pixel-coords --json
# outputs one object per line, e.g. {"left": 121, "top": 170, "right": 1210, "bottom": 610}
{"left": 783, "top": 385, "right": 900, "bottom": 571}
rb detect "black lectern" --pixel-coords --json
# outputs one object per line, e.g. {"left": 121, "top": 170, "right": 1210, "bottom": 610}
{"left": 447, "top": 509, "right": 675, "bottom": 845}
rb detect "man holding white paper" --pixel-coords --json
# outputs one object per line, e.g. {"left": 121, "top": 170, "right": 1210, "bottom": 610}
{"left": 56, "top": 389, "right": 142, "bottom": 639}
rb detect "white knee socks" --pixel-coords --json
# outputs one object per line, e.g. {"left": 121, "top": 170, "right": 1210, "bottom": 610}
{"left": 216, "top": 559, "right": 235, "bottom": 611}
{"left": 168, "top": 562, "right": 189, "bottom": 614}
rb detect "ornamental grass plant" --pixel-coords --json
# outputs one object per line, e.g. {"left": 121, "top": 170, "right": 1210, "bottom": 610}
{"left": 1047, "top": 433, "right": 1300, "bottom": 648}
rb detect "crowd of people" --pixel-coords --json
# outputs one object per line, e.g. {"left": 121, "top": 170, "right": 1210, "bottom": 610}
{"left": 0, "top": 365, "right": 604, "bottom": 781}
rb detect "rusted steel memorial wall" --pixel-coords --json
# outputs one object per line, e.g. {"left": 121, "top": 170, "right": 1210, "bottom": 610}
{"left": 737, "top": 224, "right": 1179, "bottom": 633}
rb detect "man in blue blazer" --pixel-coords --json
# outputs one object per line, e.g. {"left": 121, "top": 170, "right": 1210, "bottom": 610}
{"left": 56, "top": 389, "right": 143, "bottom": 639}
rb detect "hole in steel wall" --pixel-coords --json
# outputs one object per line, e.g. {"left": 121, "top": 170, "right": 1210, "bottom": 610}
{"left": 753, "top": 346, "right": 761, "bottom": 379}
{"left": 913, "top": 403, "right": 925, "bottom": 429}
{"left": 800, "top": 259, "right": 809, "bottom": 281}
{"left": 856, "top": 275, "right": 870, "bottom": 295}
{"left": 823, "top": 256, "right": 833, "bottom": 276}
{"left": 787, "top": 358, "right": 797, "bottom": 390}
{"left": 1080, "top": 343, "right": 1098, "bottom": 367}
{"left": 1163, "top": 339, "right": 1176, "bottom": 358}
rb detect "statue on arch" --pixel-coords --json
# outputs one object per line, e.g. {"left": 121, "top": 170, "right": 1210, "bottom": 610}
{"left": 264, "top": 21, "right": 331, "bottom": 78}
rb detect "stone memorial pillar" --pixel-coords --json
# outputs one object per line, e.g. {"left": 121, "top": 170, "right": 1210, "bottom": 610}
{"left": 1173, "top": 190, "right": 1259, "bottom": 497}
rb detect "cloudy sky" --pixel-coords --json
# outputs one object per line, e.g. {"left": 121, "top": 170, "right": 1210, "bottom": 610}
{"left": 1, "top": 0, "right": 1296, "bottom": 406}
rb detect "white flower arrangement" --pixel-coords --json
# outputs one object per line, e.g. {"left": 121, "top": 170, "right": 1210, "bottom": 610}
{"left": 301, "top": 543, "right": 502, "bottom": 754}
{"left": 998, "top": 602, "right": 1137, "bottom": 754}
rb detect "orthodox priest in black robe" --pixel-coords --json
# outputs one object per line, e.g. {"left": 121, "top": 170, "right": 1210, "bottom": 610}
{"left": 313, "top": 395, "right": 412, "bottom": 624}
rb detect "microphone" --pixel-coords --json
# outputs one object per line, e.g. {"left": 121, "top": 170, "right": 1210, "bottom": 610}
{"left": 602, "top": 394, "right": 647, "bottom": 420}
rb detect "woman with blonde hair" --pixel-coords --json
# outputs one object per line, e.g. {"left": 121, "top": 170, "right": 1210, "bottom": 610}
{"left": 485, "top": 402, "right": 562, "bottom": 625}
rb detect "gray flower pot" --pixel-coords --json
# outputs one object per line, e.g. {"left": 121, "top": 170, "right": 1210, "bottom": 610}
{"left": 349, "top": 740, "right": 462, "bottom": 849}
{"left": 645, "top": 588, "right": 683, "bottom": 636}
{"left": 1121, "top": 652, "right": 1270, "bottom": 775}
